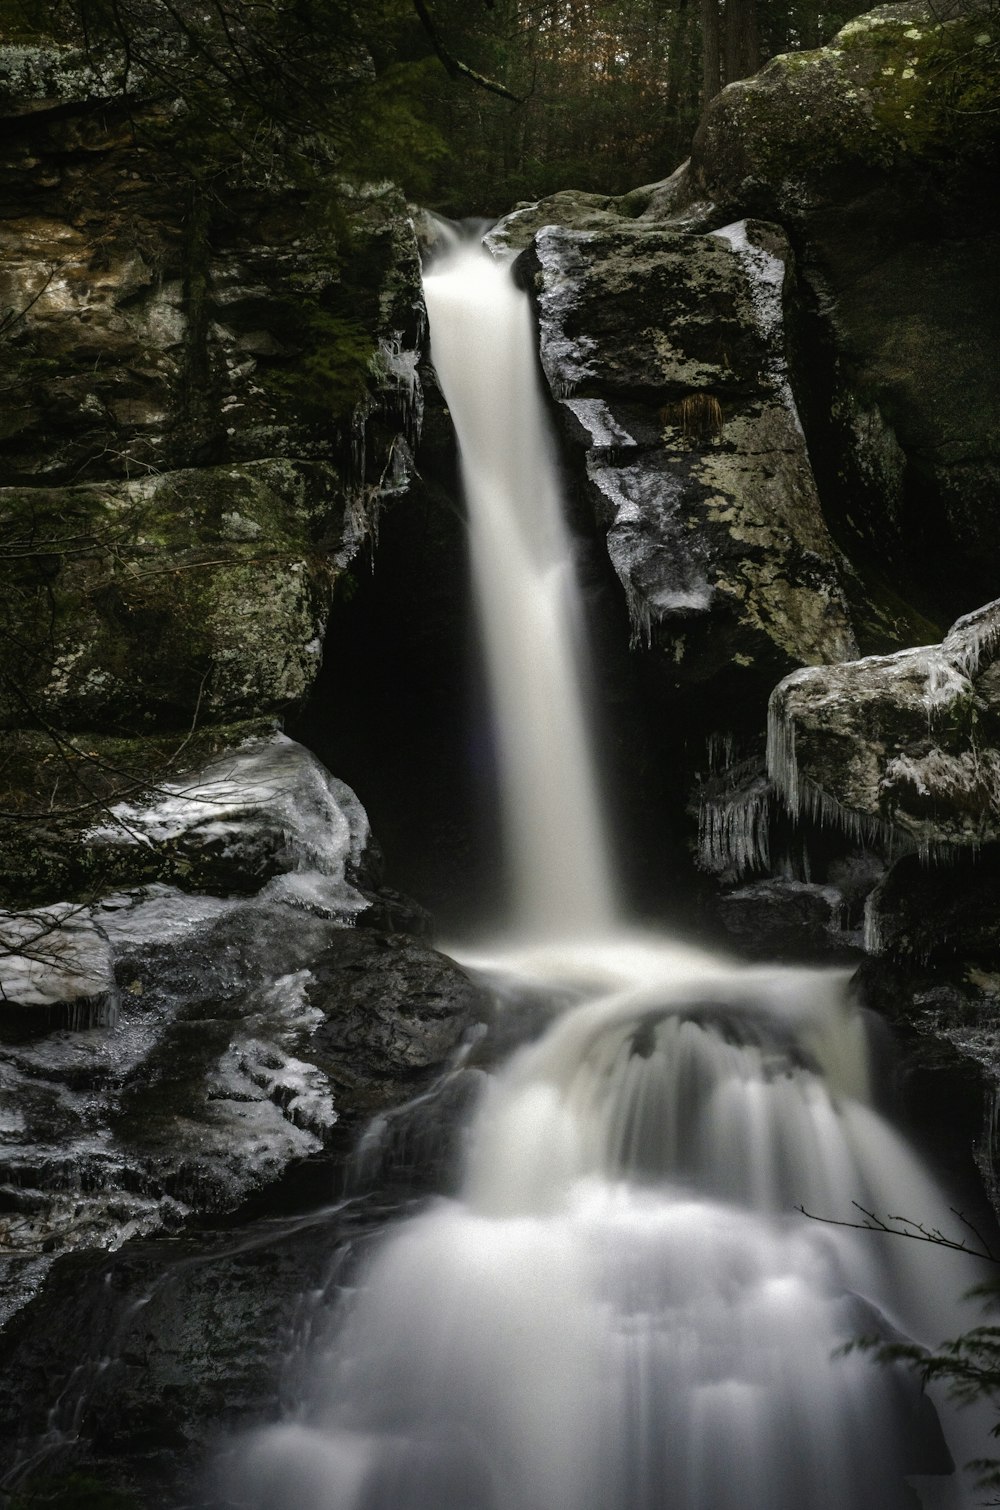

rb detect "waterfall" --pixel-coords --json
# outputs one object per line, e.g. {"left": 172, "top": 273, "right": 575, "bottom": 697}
{"left": 219, "top": 239, "right": 984, "bottom": 1510}
{"left": 422, "top": 245, "right": 617, "bottom": 939}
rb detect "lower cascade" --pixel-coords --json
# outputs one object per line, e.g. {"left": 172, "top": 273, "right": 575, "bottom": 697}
{"left": 220, "top": 241, "right": 981, "bottom": 1508}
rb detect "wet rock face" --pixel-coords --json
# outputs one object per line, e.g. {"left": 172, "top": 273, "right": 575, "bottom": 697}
{"left": 0, "top": 1216, "right": 343, "bottom": 1509}
{"left": 0, "top": 737, "right": 486, "bottom": 1332}
{"left": 685, "top": 3, "right": 1000, "bottom": 614}
{"left": 517, "top": 216, "right": 857, "bottom": 689}
{"left": 864, "top": 848, "right": 1000, "bottom": 967}
{"left": 767, "top": 598, "right": 1000, "bottom": 853}
{"left": 0, "top": 44, "right": 424, "bottom": 765}
{"left": 716, "top": 878, "right": 862, "bottom": 963}
{"left": 306, "top": 930, "right": 486, "bottom": 1119}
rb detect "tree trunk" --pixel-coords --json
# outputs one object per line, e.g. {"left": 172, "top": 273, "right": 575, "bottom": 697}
{"left": 701, "top": 0, "right": 720, "bottom": 103}
{"left": 723, "top": 0, "right": 759, "bottom": 84}
{"left": 798, "top": 1, "right": 821, "bottom": 50}
{"left": 664, "top": 0, "right": 691, "bottom": 117}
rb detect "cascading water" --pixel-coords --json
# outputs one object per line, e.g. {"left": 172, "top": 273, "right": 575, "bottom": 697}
{"left": 421, "top": 245, "right": 617, "bottom": 939}
{"left": 221, "top": 238, "right": 984, "bottom": 1509}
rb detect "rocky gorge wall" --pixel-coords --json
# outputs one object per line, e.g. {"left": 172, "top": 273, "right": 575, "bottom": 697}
{"left": 0, "top": 42, "right": 424, "bottom": 895}
{"left": 1, "top": 2, "right": 999, "bottom": 1502}
{"left": 0, "top": 41, "right": 497, "bottom": 1504}
{"left": 475, "top": 0, "right": 1000, "bottom": 1174}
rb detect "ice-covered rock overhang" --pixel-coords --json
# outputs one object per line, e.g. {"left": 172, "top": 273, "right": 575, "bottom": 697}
{"left": 767, "top": 599, "right": 1000, "bottom": 855}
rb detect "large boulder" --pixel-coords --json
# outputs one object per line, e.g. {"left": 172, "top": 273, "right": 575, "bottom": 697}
{"left": 767, "top": 598, "right": 1000, "bottom": 852}
{"left": 513, "top": 215, "right": 857, "bottom": 692}
{"left": 682, "top": 3, "right": 1000, "bottom": 616}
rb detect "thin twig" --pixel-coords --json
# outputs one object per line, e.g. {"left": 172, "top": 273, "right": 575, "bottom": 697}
{"left": 797, "top": 1202, "right": 1000, "bottom": 1264}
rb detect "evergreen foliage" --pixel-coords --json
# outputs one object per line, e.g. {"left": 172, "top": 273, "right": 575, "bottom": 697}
{"left": 804, "top": 1204, "right": 1000, "bottom": 1499}
{"left": 0, "top": 0, "right": 915, "bottom": 211}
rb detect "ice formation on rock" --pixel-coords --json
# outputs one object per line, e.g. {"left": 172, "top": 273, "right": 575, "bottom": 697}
{"left": 697, "top": 779, "right": 772, "bottom": 879}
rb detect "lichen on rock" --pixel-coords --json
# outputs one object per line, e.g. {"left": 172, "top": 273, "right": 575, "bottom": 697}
{"left": 518, "top": 215, "right": 857, "bottom": 685}
{"left": 679, "top": 1, "right": 1000, "bottom": 616}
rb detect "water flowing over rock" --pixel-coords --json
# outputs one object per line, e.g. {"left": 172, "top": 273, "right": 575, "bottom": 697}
{"left": 423, "top": 246, "right": 617, "bottom": 936}
{"left": 171, "top": 240, "right": 990, "bottom": 1510}
{"left": 1, "top": 11, "right": 997, "bottom": 1505}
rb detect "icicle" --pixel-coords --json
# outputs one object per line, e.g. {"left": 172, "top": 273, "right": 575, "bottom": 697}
{"left": 621, "top": 577, "right": 653, "bottom": 649}
{"left": 697, "top": 782, "right": 771, "bottom": 879}
{"left": 921, "top": 650, "right": 969, "bottom": 722}
{"left": 706, "top": 732, "right": 737, "bottom": 774}
{"left": 862, "top": 891, "right": 885, "bottom": 956}
{"left": 976, "top": 1084, "right": 1000, "bottom": 1218}
{"left": 769, "top": 681, "right": 908, "bottom": 852}
{"left": 350, "top": 396, "right": 370, "bottom": 482}
{"left": 370, "top": 335, "right": 425, "bottom": 451}
{"left": 335, "top": 480, "right": 384, "bottom": 569}
{"left": 942, "top": 598, "right": 1000, "bottom": 680}
{"left": 766, "top": 684, "right": 800, "bottom": 813}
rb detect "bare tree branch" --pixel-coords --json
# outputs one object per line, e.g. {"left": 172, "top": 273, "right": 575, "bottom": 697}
{"left": 797, "top": 1201, "right": 1000, "bottom": 1264}
{"left": 412, "top": 0, "right": 526, "bottom": 102}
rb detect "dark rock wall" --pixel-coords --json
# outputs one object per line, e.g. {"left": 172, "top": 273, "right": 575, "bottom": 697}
{"left": 0, "top": 44, "right": 424, "bottom": 910}
{"left": 1, "top": 6, "right": 998, "bottom": 1501}
{"left": 0, "top": 45, "right": 422, "bottom": 736}
{"left": 686, "top": 4, "right": 1000, "bottom": 621}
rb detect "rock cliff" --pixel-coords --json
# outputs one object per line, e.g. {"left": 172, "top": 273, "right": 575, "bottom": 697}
{"left": 1, "top": 3, "right": 998, "bottom": 1501}
{"left": 0, "top": 41, "right": 424, "bottom": 907}
{"left": 685, "top": 2, "right": 1000, "bottom": 619}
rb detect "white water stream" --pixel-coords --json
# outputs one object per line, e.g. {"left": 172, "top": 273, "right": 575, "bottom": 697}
{"left": 423, "top": 247, "right": 616, "bottom": 938}
{"left": 225, "top": 242, "right": 984, "bottom": 1509}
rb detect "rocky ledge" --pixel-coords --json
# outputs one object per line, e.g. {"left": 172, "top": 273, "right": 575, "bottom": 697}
{"left": 0, "top": 736, "right": 488, "bottom": 1336}
{"left": 767, "top": 598, "right": 1000, "bottom": 853}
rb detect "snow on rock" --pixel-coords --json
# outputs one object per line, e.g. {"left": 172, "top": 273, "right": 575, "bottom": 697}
{"left": 561, "top": 397, "right": 636, "bottom": 450}
{"left": 767, "top": 598, "right": 1000, "bottom": 854}
{"left": 92, "top": 884, "right": 241, "bottom": 947}
{"left": 593, "top": 458, "right": 714, "bottom": 646}
{"left": 710, "top": 219, "right": 804, "bottom": 435}
{"left": 86, "top": 733, "right": 371, "bottom": 914}
{"left": 0, "top": 905, "right": 118, "bottom": 1030}
{"left": 531, "top": 226, "right": 599, "bottom": 398}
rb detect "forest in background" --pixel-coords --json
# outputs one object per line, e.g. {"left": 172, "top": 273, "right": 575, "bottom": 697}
{"left": 1, "top": 0, "right": 874, "bottom": 212}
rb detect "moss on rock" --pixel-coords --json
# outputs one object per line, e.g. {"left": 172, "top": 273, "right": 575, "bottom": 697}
{"left": 691, "top": 4, "right": 999, "bottom": 207}
{"left": 0, "top": 461, "right": 350, "bottom": 731}
{"left": 680, "top": 1, "right": 1000, "bottom": 619}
